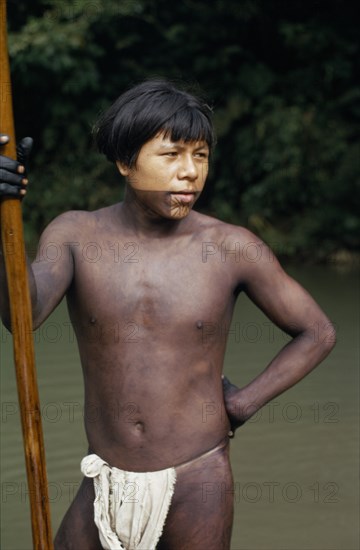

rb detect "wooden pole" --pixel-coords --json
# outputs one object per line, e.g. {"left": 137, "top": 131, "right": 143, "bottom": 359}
{"left": 0, "top": 1, "right": 54, "bottom": 548}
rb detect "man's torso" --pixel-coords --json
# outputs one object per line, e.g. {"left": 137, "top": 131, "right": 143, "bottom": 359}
{"left": 53, "top": 205, "right": 244, "bottom": 470}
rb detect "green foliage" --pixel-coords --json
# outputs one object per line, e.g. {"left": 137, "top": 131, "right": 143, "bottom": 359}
{"left": 6, "top": 0, "right": 360, "bottom": 260}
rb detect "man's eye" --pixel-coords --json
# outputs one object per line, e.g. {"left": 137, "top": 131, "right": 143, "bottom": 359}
{"left": 195, "top": 152, "right": 209, "bottom": 159}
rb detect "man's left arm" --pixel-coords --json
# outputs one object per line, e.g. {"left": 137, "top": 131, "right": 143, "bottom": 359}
{"left": 224, "top": 231, "right": 336, "bottom": 430}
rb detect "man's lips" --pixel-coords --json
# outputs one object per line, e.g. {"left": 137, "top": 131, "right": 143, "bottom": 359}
{"left": 170, "top": 191, "right": 196, "bottom": 204}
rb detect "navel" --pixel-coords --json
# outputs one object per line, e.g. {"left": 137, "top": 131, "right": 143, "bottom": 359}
{"left": 89, "top": 317, "right": 97, "bottom": 325}
{"left": 196, "top": 320, "right": 203, "bottom": 329}
{"left": 135, "top": 421, "right": 145, "bottom": 432}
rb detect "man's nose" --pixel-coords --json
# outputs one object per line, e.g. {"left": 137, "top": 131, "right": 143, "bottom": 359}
{"left": 178, "top": 155, "right": 198, "bottom": 180}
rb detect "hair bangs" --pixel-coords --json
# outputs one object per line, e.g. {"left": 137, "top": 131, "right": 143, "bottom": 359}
{"left": 161, "top": 107, "right": 214, "bottom": 150}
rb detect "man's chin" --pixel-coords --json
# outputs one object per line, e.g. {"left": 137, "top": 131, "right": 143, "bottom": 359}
{"left": 170, "top": 201, "right": 194, "bottom": 220}
{"left": 169, "top": 203, "right": 193, "bottom": 219}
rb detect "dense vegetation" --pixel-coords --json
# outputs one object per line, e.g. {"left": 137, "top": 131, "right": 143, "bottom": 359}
{"left": 6, "top": 0, "right": 360, "bottom": 260}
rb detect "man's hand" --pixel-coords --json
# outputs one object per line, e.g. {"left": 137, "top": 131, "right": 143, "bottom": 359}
{"left": 222, "top": 375, "right": 247, "bottom": 438}
{"left": 0, "top": 134, "right": 33, "bottom": 199}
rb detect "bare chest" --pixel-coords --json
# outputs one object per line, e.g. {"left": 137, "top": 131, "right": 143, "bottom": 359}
{"left": 68, "top": 237, "right": 236, "bottom": 330}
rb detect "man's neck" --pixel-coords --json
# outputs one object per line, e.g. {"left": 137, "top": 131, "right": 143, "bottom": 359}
{"left": 120, "top": 187, "right": 190, "bottom": 239}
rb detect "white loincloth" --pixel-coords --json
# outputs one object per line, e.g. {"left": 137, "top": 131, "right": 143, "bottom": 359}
{"left": 81, "top": 454, "right": 176, "bottom": 550}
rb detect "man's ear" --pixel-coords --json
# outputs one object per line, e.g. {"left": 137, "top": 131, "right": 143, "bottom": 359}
{"left": 116, "top": 160, "right": 130, "bottom": 176}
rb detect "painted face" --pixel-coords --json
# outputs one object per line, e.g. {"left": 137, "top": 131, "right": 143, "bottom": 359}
{"left": 117, "top": 132, "right": 210, "bottom": 219}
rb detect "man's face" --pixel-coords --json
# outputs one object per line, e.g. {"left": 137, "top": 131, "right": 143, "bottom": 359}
{"left": 117, "top": 132, "right": 210, "bottom": 219}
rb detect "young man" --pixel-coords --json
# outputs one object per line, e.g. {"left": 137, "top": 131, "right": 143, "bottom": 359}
{"left": 0, "top": 80, "right": 335, "bottom": 550}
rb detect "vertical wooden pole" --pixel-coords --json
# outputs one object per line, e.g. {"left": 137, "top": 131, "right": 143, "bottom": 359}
{"left": 0, "top": 1, "right": 54, "bottom": 547}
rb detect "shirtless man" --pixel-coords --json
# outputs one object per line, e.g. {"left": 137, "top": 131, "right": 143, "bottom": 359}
{"left": 0, "top": 80, "right": 335, "bottom": 550}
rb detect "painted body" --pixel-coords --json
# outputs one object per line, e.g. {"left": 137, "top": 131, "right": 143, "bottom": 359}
{"left": 0, "top": 128, "right": 335, "bottom": 549}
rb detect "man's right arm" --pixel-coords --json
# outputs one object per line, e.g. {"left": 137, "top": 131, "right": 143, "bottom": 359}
{"left": 0, "top": 135, "right": 74, "bottom": 330}
{"left": 30, "top": 215, "right": 76, "bottom": 328}
{"left": 0, "top": 214, "right": 76, "bottom": 331}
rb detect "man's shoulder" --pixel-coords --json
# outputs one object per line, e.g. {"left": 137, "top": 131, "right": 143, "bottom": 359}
{"left": 194, "top": 213, "right": 280, "bottom": 276}
{"left": 45, "top": 209, "right": 91, "bottom": 230}
{"left": 192, "top": 211, "right": 262, "bottom": 244}
{"left": 46, "top": 205, "right": 117, "bottom": 231}
{"left": 39, "top": 209, "right": 104, "bottom": 244}
{"left": 53, "top": 209, "right": 93, "bottom": 223}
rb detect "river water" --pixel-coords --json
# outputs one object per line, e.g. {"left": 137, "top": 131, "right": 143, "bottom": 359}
{"left": 0, "top": 264, "right": 358, "bottom": 549}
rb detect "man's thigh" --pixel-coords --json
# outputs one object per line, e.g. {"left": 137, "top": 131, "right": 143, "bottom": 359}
{"left": 54, "top": 476, "right": 102, "bottom": 550}
{"left": 158, "top": 439, "right": 234, "bottom": 550}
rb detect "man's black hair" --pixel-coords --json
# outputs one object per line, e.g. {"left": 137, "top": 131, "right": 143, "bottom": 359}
{"left": 94, "top": 79, "right": 215, "bottom": 167}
